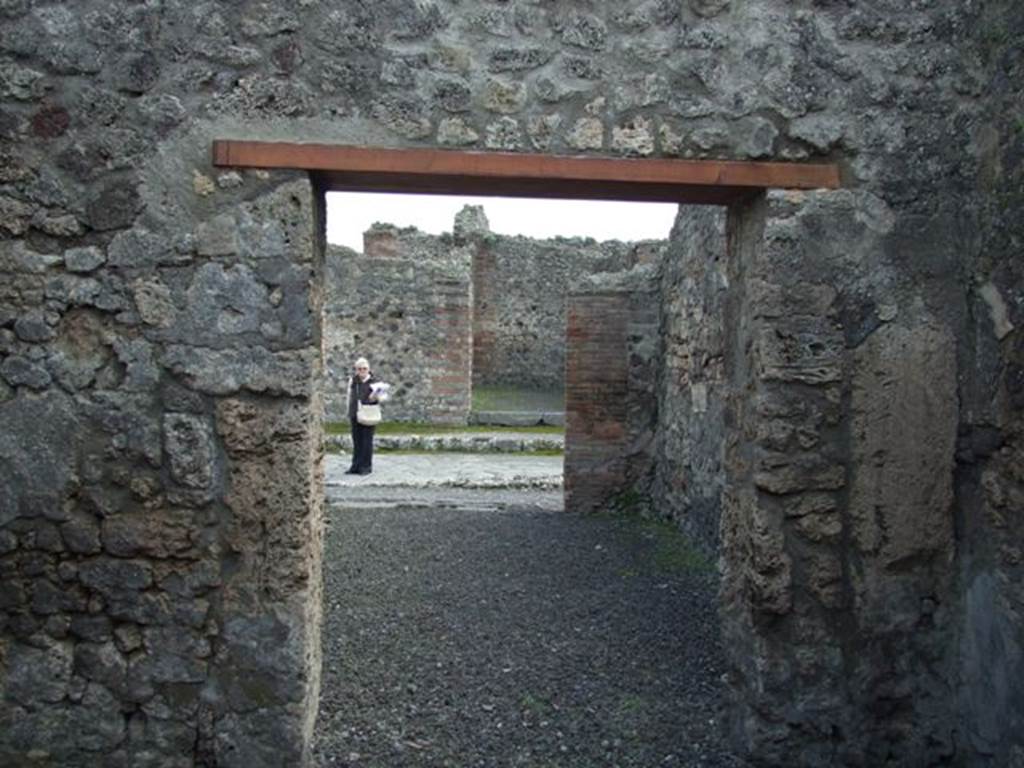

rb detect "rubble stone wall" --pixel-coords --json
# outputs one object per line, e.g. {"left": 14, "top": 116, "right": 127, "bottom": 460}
{"left": 954, "top": 4, "right": 1024, "bottom": 763}
{"left": 0, "top": 155, "right": 325, "bottom": 767}
{"left": 652, "top": 207, "right": 727, "bottom": 555}
{"left": 323, "top": 237, "right": 474, "bottom": 424}
{"left": 471, "top": 233, "right": 648, "bottom": 391}
{"left": 0, "top": 1, "right": 1019, "bottom": 766}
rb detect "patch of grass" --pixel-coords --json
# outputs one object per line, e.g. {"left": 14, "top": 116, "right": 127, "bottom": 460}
{"left": 608, "top": 488, "right": 651, "bottom": 516}
{"left": 325, "top": 421, "right": 564, "bottom": 436}
{"left": 641, "top": 518, "right": 713, "bottom": 575}
{"left": 472, "top": 386, "right": 564, "bottom": 413}
{"left": 599, "top": 489, "right": 714, "bottom": 575}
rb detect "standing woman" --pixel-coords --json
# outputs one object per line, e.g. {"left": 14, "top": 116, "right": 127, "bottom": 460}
{"left": 346, "top": 357, "right": 379, "bottom": 475}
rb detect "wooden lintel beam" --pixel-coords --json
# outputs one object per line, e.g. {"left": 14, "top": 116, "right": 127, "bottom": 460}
{"left": 212, "top": 140, "right": 840, "bottom": 202}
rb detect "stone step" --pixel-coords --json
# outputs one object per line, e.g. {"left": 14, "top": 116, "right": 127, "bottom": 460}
{"left": 469, "top": 410, "right": 566, "bottom": 427}
{"left": 324, "top": 453, "right": 563, "bottom": 491}
{"left": 325, "top": 432, "right": 564, "bottom": 453}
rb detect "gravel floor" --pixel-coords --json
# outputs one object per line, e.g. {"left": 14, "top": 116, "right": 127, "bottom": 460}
{"left": 314, "top": 502, "right": 749, "bottom": 768}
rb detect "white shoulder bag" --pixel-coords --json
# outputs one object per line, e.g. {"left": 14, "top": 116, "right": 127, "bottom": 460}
{"left": 356, "top": 395, "right": 382, "bottom": 426}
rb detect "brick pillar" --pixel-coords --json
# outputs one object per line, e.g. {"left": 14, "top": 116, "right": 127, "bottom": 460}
{"left": 427, "top": 279, "right": 473, "bottom": 423}
{"left": 564, "top": 292, "right": 629, "bottom": 514}
{"left": 471, "top": 240, "right": 497, "bottom": 388}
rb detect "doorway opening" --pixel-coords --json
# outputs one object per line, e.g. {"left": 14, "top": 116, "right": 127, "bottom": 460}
{"left": 210, "top": 141, "right": 840, "bottom": 765}
{"left": 318, "top": 191, "right": 691, "bottom": 765}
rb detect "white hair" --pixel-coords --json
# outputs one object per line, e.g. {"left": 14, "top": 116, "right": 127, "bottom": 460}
{"left": 354, "top": 357, "right": 370, "bottom": 369}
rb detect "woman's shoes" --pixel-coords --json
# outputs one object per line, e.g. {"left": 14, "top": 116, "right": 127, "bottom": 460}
{"left": 344, "top": 468, "right": 358, "bottom": 475}
{"left": 356, "top": 468, "right": 372, "bottom": 475}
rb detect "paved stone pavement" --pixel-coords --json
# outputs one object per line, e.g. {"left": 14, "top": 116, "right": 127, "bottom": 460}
{"left": 324, "top": 451, "right": 564, "bottom": 491}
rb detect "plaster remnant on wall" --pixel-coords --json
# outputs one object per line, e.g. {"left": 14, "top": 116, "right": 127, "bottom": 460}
{"left": 979, "top": 282, "right": 1015, "bottom": 340}
{"left": 691, "top": 383, "right": 708, "bottom": 414}
{"left": 850, "top": 321, "right": 957, "bottom": 560}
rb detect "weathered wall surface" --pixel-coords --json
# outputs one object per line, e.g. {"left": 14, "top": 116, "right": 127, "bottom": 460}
{"left": 564, "top": 267, "right": 660, "bottom": 516}
{"left": 653, "top": 206, "right": 727, "bottom": 555}
{"left": 323, "top": 238, "right": 473, "bottom": 424}
{"left": 0, "top": 0, "right": 1019, "bottom": 766}
{"left": 954, "top": 5, "right": 1024, "bottom": 765}
{"left": 472, "top": 230, "right": 651, "bottom": 391}
{"left": 0, "top": 158, "right": 326, "bottom": 764}
{"left": 718, "top": 192, "right": 963, "bottom": 766}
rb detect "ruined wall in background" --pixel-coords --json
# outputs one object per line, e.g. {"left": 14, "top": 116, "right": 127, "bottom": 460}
{"left": 564, "top": 267, "right": 659, "bottom": 515}
{"left": 653, "top": 207, "right": 727, "bottom": 555}
{"left": 471, "top": 229, "right": 656, "bottom": 392}
{"left": 323, "top": 238, "right": 473, "bottom": 424}
{"left": 322, "top": 210, "right": 663, "bottom": 421}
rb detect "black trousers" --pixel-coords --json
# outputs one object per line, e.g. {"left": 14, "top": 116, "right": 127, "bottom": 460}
{"left": 350, "top": 419, "right": 375, "bottom": 471}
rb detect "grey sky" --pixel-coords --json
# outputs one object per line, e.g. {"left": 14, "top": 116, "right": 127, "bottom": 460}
{"left": 326, "top": 192, "right": 678, "bottom": 251}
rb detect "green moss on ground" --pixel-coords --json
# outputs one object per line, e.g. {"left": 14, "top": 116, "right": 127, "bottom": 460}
{"left": 600, "top": 489, "right": 714, "bottom": 575}
{"left": 641, "top": 518, "right": 713, "bottom": 575}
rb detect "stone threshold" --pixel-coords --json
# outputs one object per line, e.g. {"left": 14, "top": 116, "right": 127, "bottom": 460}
{"left": 325, "top": 432, "right": 564, "bottom": 453}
